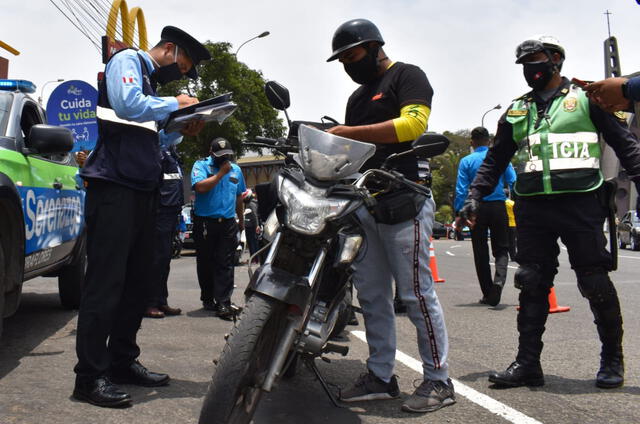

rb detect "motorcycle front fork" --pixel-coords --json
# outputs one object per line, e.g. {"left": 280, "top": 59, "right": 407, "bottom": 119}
{"left": 261, "top": 243, "right": 328, "bottom": 392}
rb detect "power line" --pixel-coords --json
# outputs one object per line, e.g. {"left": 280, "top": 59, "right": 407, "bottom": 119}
{"left": 61, "top": 0, "right": 103, "bottom": 43}
{"left": 95, "top": 0, "right": 143, "bottom": 48}
{"left": 74, "top": 0, "right": 112, "bottom": 41}
{"left": 48, "top": 0, "right": 101, "bottom": 52}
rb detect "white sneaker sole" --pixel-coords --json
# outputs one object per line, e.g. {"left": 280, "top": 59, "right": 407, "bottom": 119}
{"left": 401, "top": 396, "right": 456, "bottom": 413}
{"left": 340, "top": 392, "right": 400, "bottom": 402}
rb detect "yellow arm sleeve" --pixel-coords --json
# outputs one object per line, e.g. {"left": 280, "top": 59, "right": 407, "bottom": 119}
{"left": 392, "top": 104, "right": 431, "bottom": 142}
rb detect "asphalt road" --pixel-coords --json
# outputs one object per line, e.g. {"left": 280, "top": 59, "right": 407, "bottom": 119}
{"left": 1, "top": 239, "right": 639, "bottom": 424}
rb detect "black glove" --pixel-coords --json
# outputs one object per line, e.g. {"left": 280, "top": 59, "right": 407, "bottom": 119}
{"left": 460, "top": 198, "right": 480, "bottom": 221}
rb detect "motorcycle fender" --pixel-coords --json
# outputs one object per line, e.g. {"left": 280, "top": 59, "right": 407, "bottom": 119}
{"left": 245, "top": 263, "right": 311, "bottom": 309}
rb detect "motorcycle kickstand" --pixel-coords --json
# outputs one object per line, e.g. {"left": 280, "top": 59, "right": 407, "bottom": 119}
{"left": 304, "top": 357, "right": 346, "bottom": 408}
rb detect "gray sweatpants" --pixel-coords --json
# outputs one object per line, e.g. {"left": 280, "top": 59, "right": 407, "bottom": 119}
{"left": 352, "top": 198, "right": 450, "bottom": 383}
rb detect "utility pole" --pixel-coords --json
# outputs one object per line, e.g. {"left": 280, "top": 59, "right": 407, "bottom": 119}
{"left": 604, "top": 9, "right": 612, "bottom": 38}
{"left": 603, "top": 10, "right": 621, "bottom": 77}
{"left": 599, "top": 10, "right": 636, "bottom": 219}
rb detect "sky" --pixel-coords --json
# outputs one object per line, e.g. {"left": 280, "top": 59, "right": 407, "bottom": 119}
{"left": 3, "top": 0, "right": 640, "bottom": 136}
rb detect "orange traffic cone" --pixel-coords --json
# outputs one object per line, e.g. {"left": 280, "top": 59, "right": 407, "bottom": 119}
{"left": 429, "top": 238, "right": 445, "bottom": 283}
{"left": 517, "top": 286, "right": 570, "bottom": 313}
{"left": 548, "top": 287, "right": 570, "bottom": 314}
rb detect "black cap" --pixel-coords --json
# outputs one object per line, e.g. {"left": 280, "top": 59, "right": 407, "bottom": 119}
{"left": 210, "top": 137, "right": 233, "bottom": 157}
{"left": 471, "top": 127, "right": 490, "bottom": 140}
{"left": 327, "top": 19, "right": 385, "bottom": 62}
{"left": 161, "top": 26, "right": 211, "bottom": 79}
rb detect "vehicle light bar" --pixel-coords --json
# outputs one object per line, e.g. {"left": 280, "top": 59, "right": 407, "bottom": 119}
{"left": 0, "top": 79, "right": 37, "bottom": 94}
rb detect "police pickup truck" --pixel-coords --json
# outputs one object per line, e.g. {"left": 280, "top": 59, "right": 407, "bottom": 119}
{"left": 0, "top": 79, "right": 85, "bottom": 338}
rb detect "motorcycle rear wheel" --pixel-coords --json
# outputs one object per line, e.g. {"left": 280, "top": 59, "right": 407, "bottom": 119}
{"left": 199, "top": 294, "right": 287, "bottom": 424}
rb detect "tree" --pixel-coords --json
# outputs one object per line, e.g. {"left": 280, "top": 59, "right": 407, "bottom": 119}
{"left": 430, "top": 130, "right": 472, "bottom": 223}
{"left": 157, "top": 41, "right": 286, "bottom": 171}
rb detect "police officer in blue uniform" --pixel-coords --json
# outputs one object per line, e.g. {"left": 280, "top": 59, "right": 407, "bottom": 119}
{"left": 191, "top": 138, "right": 246, "bottom": 319}
{"left": 74, "top": 26, "right": 210, "bottom": 408}
{"left": 145, "top": 144, "right": 184, "bottom": 318}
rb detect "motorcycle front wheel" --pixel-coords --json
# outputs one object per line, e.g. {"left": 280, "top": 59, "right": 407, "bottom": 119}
{"left": 199, "top": 294, "right": 288, "bottom": 424}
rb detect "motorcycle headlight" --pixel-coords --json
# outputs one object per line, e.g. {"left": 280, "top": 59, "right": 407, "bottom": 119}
{"left": 278, "top": 177, "right": 349, "bottom": 235}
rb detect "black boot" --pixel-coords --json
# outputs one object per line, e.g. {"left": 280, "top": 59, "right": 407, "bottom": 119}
{"left": 597, "top": 354, "right": 624, "bottom": 389}
{"left": 590, "top": 292, "right": 624, "bottom": 389}
{"left": 489, "top": 361, "right": 544, "bottom": 387}
{"left": 489, "top": 289, "right": 549, "bottom": 387}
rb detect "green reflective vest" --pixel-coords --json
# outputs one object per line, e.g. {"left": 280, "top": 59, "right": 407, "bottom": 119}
{"left": 507, "top": 85, "right": 603, "bottom": 196}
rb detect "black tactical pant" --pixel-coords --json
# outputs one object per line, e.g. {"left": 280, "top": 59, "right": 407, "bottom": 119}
{"left": 470, "top": 200, "right": 510, "bottom": 298}
{"left": 75, "top": 181, "right": 157, "bottom": 380}
{"left": 147, "top": 205, "right": 180, "bottom": 308}
{"left": 513, "top": 191, "right": 622, "bottom": 365}
{"left": 193, "top": 216, "right": 238, "bottom": 306}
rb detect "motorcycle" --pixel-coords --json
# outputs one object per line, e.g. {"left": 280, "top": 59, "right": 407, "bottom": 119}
{"left": 198, "top": 81, "right": 449, "bottom": 424}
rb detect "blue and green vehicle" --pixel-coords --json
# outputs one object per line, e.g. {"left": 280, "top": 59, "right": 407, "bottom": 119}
{"left": 0, "top": 79, "right": 85, "bottom": 338}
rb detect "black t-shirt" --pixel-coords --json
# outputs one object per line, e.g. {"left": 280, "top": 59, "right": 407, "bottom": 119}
{"left": 345, "top": 62, "right": 433, "bottom": 180}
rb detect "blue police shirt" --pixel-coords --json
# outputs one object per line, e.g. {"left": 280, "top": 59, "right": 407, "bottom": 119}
{"left": 105, "top": 49, "right": 182, "bottom": 148}
{"left": 191, "top": 157, "right": 246, "bottom": 218}
{"left": 627, "top": 75, "right": 640, "bottom": 102}
{"left": 454, "top": 146, "right": 516, "bottom": 212}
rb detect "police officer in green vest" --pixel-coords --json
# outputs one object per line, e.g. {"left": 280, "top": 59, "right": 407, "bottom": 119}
{"left": 461, "top": 35, "right": 640, "bottom": 389}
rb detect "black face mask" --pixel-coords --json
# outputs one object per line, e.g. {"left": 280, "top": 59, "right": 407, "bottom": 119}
{"left": 213, "top": 155, "right": 232, "bottom": 167}
{"left": 523, "top": 60, "right": 555, "bottom": 91}
{"left": 153, "top": 46, "right": 183, "bottom": 85}
{"left": 344, "top": 46, "right": 380, "bottom": 85}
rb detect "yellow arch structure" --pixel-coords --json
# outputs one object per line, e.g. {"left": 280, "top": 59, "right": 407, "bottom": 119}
{"left": 128, "top": 7, "right": 148, "bottom": 51}
{"left": 0, "top": 41, "right": 20, "bottom": 56}
{"left": 106, "top": 0, "right": 148, "bottom": 50}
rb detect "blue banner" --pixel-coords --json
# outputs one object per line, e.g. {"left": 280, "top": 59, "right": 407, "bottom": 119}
{"left": 17, "top": 186, "right": 85, "bottom": 255}
{"left": 46, "top": 80, "right": 98, "bottom": 152}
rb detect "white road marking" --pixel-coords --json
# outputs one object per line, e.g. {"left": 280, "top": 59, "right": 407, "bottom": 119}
{"left": 351, "top": 330, "right": 544, "bottom": 424}
{"left": 490, "top": 262, "right": 518, "bottom": 270}
{"left": 451, "top": 245, "right": 461, "bottom": 249}
{"left": 446, "top": 251, "right": 455, "bottom": 256}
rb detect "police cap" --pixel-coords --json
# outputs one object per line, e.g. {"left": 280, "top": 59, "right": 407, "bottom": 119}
{"left": 161, "top": 26, "right": 211, "bottom": 79}
{"left": 210, "top": 137, "right": 234, "bottom": 157}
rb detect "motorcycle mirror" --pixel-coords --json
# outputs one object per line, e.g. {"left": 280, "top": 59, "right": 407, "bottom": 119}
{"left": 265, "top": 81, "right": 291, "bottom": 111}
{"left": 412, "top": 133, "right": 450, "bottom": 158}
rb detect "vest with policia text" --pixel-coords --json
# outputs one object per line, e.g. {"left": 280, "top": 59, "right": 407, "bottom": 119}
{"left": 81, "top": 49, "right": 161, "bottom": 191}
{"left": 507, "top": 84, "right": 603, "bottom": 196}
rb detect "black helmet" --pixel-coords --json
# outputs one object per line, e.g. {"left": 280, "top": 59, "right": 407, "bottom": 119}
{"left": 515, "top": 35, "right": 565, "bottom": 64}
{"left": 327, "top": 19, "right": 385, "bottom": 62}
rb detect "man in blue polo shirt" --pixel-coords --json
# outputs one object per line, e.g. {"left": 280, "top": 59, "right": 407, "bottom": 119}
{"left": 455, "top": 127, "right": 516, "bottom": 306}
{"left": 191, "top": 137, "right": 245, "bottom": 319}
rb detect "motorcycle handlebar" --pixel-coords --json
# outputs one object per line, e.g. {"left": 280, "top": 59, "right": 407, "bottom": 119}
{"left": 254, "top": 136, "right": 280, "bottom": 146}
{"left": 356, "top": 169, "right": 430, "bottom": 196}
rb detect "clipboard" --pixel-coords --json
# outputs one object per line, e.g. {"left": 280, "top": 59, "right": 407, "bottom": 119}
{"left": 162, "top": 92, "right": 237, "bottom": 133}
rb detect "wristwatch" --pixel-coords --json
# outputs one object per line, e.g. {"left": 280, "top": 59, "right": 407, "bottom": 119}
{"left": 621, "top": 79, "right": 630, "bottom": 99}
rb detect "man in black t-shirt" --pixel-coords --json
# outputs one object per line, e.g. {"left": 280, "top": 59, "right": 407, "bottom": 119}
{"left": 327, "top": 19, "right": 455, "bottom": 414}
